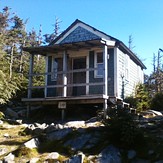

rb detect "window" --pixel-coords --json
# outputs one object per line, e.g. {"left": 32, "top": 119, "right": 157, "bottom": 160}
{"left": 51, "top": 57, "right": 58, "bottom": 81}
{"left": 95, "top": 52, "right": 103, "bottom": 78}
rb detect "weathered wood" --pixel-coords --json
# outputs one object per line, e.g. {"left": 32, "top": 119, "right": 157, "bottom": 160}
{"left": 28, "top": 54, "right": 34, "bottom": 98}
{"left": 63, "top": 51, "right": 67, "bottom": 97}
{"left": 28, "top": 82, "right": 104, "bottom": 89}
{"left": 103, "top": 45, "right": 108, "bottom": 96}
{"left": 22, "top": 94, "right": 109, "bottom": 105}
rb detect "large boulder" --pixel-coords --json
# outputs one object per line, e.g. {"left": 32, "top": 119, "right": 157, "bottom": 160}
{"left": 24, "top": 138, "right": 40, "bottom": 149}
{"left": 96, "top": 145, "right": 121, "bottom": 163}
{"left": 64, "top": 152, "right": 85, "bottom": 163}
{"left": 47, "top": 128, "right": 73, "bottom": 141}
{"left": 5, "top": 108, "right": 18, "bottom": 119}
{"left": 3, "top": 153, "right": 15, "bottom": 163}
{"left": 64, "top": 133, "right": 92, "bottom": 150}
{"left": 64, "top": 121, "right": 85, "bottom": 128}
{"left": 46, "top": 152, "right": 60, "bottom": 160}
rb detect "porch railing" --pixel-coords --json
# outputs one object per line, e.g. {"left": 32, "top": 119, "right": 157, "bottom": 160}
{"left": 27, "top": 67, "right": 105, "bottom": 98}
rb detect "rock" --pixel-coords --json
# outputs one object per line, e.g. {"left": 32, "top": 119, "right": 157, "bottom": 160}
{"left": 64, "top": 152, "right": 85, "bottom": 163}
{"left": 17, "top": 109, "right": 26, "bottom": 117}
{"left": 155, "top": 160, "right": 163, "bottom": 163}
{"left": 96, "top": 145, "right": 121, "bottom": 163}
{"left": 47, "top": 128, "right": 72, "bottom": 141}
{"left": 148, "top": 110, "right": 162, "bottom": 116}
{"left": 16, "top": 120, "right": 22, "bottom": 124}
{"left": 46, "top": 152, "right": 60, "bottom": 160}
{"left": 6, "top": 108, "right": 18, "bottom": 119}
{"left": 132, "top": 158, "right": 150, "bottom": 163}
{"left": 32, "top": 127, "right": 44, "bottom": 135}
{"left": 87, "top": 155, "right": 96, "bottom": 162}
{"left": 29, "top": 157, "right": 40, "bottom": 163}
{"left": 3, "top": 153, "right": 15, "bottom": 163}
{"left": 128, "top": 150, "right": 136, "bottom": 159}
{"left": 148, "top": 150, "right": 154, "bottom": 155}
{"left": 64, "top": 133, "right": 92, "bottom": 150}
{"left": 0, "top": 120, "right": 3, "bottom": 125}
{"left": 3, "top": 133, "right": 10, "bottom": 138}
{"left": 85, "top": 121, "right": 103, "bottom": 128}
{"left": 45, "top": 124, "right": 56, "bottom": 133}
{"left": 56, "top": 123, "right": 64, "bottom": 129}
{"left": 24, "top": 138, "right": 39, "bottom": 149}
{"left": 64, "top": 121, "right": 85, "bottom": 128}
{"left": 0, "top": 148, "right": 8, "bottom": 156}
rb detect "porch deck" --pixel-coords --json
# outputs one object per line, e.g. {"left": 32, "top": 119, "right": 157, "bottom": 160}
{"left": 22, "top": 94, "right": 110, "bottom": 105}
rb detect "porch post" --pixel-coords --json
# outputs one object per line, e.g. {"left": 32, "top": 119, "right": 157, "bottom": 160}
{"left": 44, "top": 56, "right": 48, "bottom": 97}
{"left": 103, "top": 45, "right": 108, "bottom": 118}
{"left": 63, "top": 51, "right": 67, "bottom": 97}
{"left": 103, "top": 45, "right": 108, "bottom": 96}
{"left": 28, "top": 54, "right": 34, "bottom": 98}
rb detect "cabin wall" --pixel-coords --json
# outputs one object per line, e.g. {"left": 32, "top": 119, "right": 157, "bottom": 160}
{"left": 116, "top": 48, "right": 144, "bottom": 98}
{"left": 107, "top": 48, "right": 115, "bottom": 96}
{"left": 89, "top": 51, "right": 103, "bottom": 94}
{"left": 47, "top": 56, "right": 56, "bottom": 97}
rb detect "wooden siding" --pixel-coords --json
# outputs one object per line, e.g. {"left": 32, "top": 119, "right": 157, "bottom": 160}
{"left": 116, "top": 48, "right": 144, "bottom": 98}
{"left": 60, "top": 26, "right": 100, "bottom": 44}
{"left": 107, "top": 48, "right": 114, "bottom": 96}
{"left": 89, "top": 51, "right": 103, "bottom": 94}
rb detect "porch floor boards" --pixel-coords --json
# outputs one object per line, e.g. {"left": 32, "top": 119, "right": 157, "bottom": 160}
{"left": 22, "top": 94, "right": 109, "bottom": 105}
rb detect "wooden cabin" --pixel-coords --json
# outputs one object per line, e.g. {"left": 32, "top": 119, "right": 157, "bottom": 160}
{"left": 22, "top": 19, "right": 146, "bottom": 118}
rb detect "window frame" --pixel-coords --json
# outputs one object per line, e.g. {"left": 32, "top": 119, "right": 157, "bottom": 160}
{"left": 94, "top": 51, "right": 104, "bottom": 78}
{"left": 51, "top": 56, "right": 58, "bottom": 81}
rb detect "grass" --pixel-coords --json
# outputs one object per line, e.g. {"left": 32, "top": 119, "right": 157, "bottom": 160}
{"left": 0, "top": 122, "right": 32, "bottom": 160}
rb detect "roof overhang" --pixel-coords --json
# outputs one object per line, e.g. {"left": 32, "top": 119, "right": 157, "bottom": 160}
{"left": 116, "top": 41, "right": 147, "bottom": 70}
{"left": 23, "top": 39, "right": 115, "bottom": 55}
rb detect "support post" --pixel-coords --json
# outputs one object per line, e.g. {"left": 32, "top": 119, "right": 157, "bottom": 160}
{"left": 61, "top": 109, "right": 65, "bottom": 122}
{"left": 63, "top": 51, "right": 67, "bottom": 97}
{"left": 103, "top": 45, "right": 108, "bottom": 96}
{"left": 28, "top": 54, "right": 34, "bottom": 98}
{"left": 103, "top": 45, "right": 108, "bottom": 118}
{"left": 27, "top": 104, "right": 31, "bottom": 118}
{"left": 44, "top": 56, "right": 48, "bottom": 98}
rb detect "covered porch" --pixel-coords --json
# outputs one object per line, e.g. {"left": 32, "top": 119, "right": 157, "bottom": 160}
{"left": 22, "top": 39, "right": 120, "bottom": 119}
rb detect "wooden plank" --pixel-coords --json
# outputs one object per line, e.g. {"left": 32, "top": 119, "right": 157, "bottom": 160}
{"left": 63, "top": 51, "right": 67, "bottom": 97}
{"left": 22, "top": 94, "right": 109, "bottom": 105}
{"left": 28, "top": 82, "right": 105, "bottom": 89}
{"left": 28, "top": 54, "right": 34, "bottom": 98}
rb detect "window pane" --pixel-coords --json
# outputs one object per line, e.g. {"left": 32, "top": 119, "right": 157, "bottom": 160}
{"left": 97, "top": 63, "right": 103, "bottom": 76}
{"left": 97, "top": 52, "right": 103, "bottom": 63}
{"left": 51, "top": 59, "right": 58, "bottom": 81}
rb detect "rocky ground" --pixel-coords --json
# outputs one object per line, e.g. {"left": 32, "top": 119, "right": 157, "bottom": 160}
{"left": 0, "top": 106, "right": 163, "bottom": 162}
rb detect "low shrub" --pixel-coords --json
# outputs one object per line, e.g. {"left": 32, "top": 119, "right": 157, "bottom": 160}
{"left": 150, "top": 92, "right": 163, "bottom": 111}
{"left": 104, "top": 108, "right": 145, "bottom": 149}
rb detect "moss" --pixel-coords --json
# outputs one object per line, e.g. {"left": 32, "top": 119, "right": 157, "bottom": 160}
{"left": 14, "top": 146, "right": 38, "bottom": 158}
{"left": 38, "top": 139, "right": 75, "bottom": 157}
{"left": 0, "top": 111, "right": 5, "bottom": 119}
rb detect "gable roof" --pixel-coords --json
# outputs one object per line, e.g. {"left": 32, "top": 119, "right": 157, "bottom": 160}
{"left": 50, "top": 19, "right": 117, "bottom": 45}
{"left": 50, "top": 19, "right": 146, "bottom": 69}
{"left": 23, "top": 19, "right": 146, "bottom": 69}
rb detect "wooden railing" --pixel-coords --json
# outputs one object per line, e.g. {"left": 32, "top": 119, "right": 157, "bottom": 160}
{"left": 28, "top": 68, "right": 105, "bottom": 98}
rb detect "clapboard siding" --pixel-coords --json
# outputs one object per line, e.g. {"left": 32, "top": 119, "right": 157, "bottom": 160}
{"left": 116, "top": 48, "right": 144, "bottom": 98}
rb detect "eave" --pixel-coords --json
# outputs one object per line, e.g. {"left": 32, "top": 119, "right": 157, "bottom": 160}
{"left": 23, "top": 39, "right": 115, "bottom": 55}
{"left": 116, "top": 41, "right": 147, "bottom": 70}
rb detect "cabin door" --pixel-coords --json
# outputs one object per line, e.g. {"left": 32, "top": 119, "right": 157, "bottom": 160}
{"left": 72, "top": 57, "right": 86, "bottom": 96}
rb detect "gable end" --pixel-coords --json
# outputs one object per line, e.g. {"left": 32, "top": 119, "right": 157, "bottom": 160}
{"left": 60, "top": 26, "right": 100, "bottom": 44}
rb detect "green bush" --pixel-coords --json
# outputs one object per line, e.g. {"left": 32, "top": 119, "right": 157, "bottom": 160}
{"left": 104, "top": 108, "right": 145, "bottom": 149}
{"left": 150, "top": 92, "right": 163, "bottom": 111}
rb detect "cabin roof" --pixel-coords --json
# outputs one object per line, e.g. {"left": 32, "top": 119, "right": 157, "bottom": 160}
{"left": 23, "top": 19, "right": 146, "bottom": 69}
